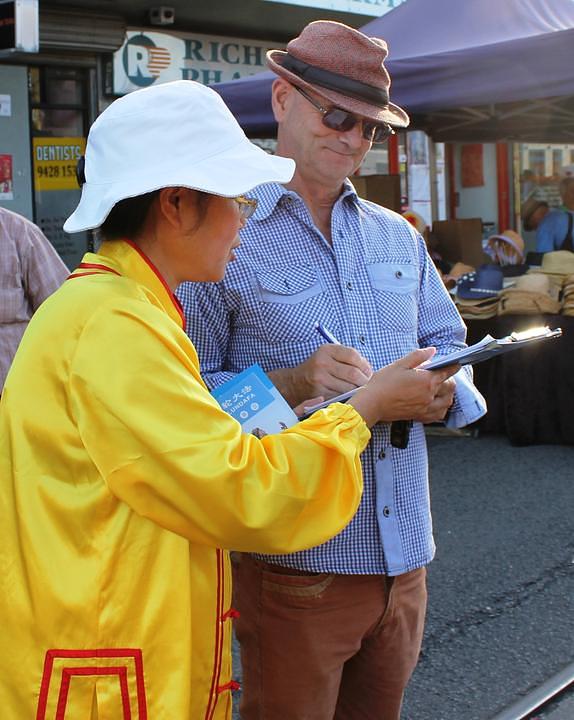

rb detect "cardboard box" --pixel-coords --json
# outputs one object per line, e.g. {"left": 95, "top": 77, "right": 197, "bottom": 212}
{"left": 351, "top": 174, "right": 401, "bottom": 212}
{"left": 431, "top": 218, "right": 491, "bottom": 268}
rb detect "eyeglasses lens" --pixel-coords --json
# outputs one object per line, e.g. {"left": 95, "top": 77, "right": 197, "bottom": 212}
{"left": 322, "top": 108, "right": 392, "bottom": 144}
{"left": 235, "top": 196, "right": 257, "bottom": 221}
{"left": 294, "top": 85, "right": 393, "bottom": 145}
{"left": 367, "top": 122, "right": 394, "bottom": 143}
{"left": 322, "top": 108, "right": 357, "bottom": 133}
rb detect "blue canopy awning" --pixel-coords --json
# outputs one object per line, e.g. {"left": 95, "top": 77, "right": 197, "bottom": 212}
{"left": 212, "top": 0, "right": 574, "bottom": 142}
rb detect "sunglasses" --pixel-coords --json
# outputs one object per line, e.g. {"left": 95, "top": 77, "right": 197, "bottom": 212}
{"left": 293, "top": 85, "right": 394, "bottom": 144}
{"left": 234, "top": 195, "right": 258, "bottom": 221}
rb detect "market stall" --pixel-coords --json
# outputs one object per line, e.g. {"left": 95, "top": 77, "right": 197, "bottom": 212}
{"left": 209, "top": 0, "right": 574, "bottom": 446}
{"left": 466, "top": 314, "right": 573, "bottom": 446}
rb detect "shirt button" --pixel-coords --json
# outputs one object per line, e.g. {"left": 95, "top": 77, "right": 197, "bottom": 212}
{"left": 383, "top": 506, "right": 391, "bottom": 517}
{"left": 395, "top": 270, "right": 403, "bottom": 278}
{"left": 378, "top": 449, "right": 386, "bottom": 460}
{"left": 359, "top": 335, "right": 366, "bottom": 344}
{"left": 346, "top": 281, "right": 353, "bottom": 290}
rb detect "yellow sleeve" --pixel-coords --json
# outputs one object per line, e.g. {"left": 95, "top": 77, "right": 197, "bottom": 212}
{"left": 69, "top": 300, "right": 370, "bottom": 553}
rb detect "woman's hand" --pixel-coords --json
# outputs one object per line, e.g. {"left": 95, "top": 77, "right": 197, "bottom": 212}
{"left": 348, "top": 348, "right": 459, "bottom": 428}
{"left": 293, "top": 396, "right": 324, "bottom": 418}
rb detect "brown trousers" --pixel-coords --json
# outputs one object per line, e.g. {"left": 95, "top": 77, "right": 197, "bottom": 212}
{"left": 233, "top": 555, "right": 427, "bottom": 720}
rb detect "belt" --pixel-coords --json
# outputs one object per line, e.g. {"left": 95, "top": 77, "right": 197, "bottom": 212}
{"left": 253, "top": 558, "right": 394, "bottom": 590}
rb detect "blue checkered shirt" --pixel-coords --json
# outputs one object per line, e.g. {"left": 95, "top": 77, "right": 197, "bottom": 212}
{"left": 177, "top": 180, "right": 486, "bottom": 575}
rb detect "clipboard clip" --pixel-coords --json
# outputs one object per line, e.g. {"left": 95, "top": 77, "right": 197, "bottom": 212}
{"left": 509, "top": 327, "right": 562, "bottom": 342}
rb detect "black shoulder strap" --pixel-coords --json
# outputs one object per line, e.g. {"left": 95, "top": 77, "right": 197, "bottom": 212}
{"left": 560, "top": 211, "right": 574, "bottom": 252}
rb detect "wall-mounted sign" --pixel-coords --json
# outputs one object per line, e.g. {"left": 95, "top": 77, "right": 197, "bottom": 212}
{"left": 32, "top": 137, "right": 86, "bottom": 192}
{"left": 261, "top": 0, "right": 406, "bottom": 16}
{"left": 0, "top": 153, "right": 13, "bottom": 199}
{"left": 111, "top": 29, "right": 278, "bottom": 95}
{"left": 0, "top": 93, "right": 11, "bottom": 116}
{"left": 461, "top": 144, "right": 484, "bottom": 188}
{"left": 0, "top": 0, "right": 39, "bottom": 54}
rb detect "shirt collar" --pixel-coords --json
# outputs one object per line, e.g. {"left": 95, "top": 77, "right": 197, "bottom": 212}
{"left": 70, "top": 239, "right": 186, "bottom": 330}
{"left": 248, "top": 178, "right": 360, "bottom": 222}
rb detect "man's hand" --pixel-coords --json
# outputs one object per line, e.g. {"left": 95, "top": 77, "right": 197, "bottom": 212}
{"left": 411, "top": 376, "right": 456, "bottom": 423}
{"left": 348, "top": 348, "right": 459, "bottom": 428}
{"left": 268, "top": 344, "right": 373, "bottom": 407}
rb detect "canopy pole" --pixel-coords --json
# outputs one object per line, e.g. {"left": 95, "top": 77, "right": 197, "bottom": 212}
{"left": 428, "top": 137, "right": 439, "bottom": 225}
{"left": 388, "top": 132, "right": 399, "bottom": 175}
{"left": 446, "top": 143, "right": 456, "bottom": 219}
{"left": 496, "top": 142, "right": 510, "bottom": 231}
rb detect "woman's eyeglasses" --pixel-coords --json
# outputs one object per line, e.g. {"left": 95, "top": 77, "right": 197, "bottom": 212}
{"left": 293, "top": 85, "right": 395, "bottom": 145}
{"left": 234, "top": 195, "right": 258, "bottom": 221}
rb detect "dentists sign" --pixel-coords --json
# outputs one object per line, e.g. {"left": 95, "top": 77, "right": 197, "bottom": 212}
{"left": 33, "top": 137, "right": 86, "bottom": 192}
{"left": 111, "top": 30, "right": 278, "bottom": 95}
{"left": 261, "top": 0, "right": 406, "bottom": 16}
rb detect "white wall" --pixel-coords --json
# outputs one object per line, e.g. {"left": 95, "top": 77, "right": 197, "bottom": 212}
{"left": 454, "top": 142, "right": 499, "bottom": 235}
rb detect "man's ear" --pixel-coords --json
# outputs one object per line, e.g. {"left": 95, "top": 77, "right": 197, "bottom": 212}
{"left": 271, "top": 79, "right": 293, "bottom": 123}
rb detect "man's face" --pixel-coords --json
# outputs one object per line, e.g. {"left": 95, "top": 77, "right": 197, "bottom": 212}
{"left": 273, "top": 81, "right": 373, "bottom": 190}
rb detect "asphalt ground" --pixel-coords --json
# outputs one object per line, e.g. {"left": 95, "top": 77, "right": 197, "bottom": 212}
{"left": 231, "top": 432, "right": 574, "bottom": 719}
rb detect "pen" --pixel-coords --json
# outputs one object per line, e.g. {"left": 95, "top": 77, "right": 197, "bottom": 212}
{"left": 314, "top": 323, "right": 341, "bottom": 345}
{"left": 314, "top": 322, "right": 411, "bottom": 449}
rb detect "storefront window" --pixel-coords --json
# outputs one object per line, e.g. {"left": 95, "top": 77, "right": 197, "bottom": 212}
{"left": 517, "top": 142, "right": 574, "bottom": 250}
{"left": 29, "top": 67, "right": 90, "bottom": 269}
{"left": 526, "top": 149, "right": 545, "bottom": 185}
{"left": 552, "top": 149, "right": 563, "bottom": 178}
{"left": 520, "top": 143, "right": 574, "bottom": 210}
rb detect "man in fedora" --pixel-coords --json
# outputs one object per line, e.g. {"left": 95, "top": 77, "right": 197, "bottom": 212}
{"left": 178, "top": 20, "right": 485, "bottom": 720}
{"left": 536, "top": 176, "right": 574, "bottom": 253}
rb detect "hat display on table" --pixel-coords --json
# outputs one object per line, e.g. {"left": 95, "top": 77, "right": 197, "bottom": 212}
{"left": 561, "top": 274, "right": 574, "bottom": 316}
{"left": 483, "top": 229, "right": 525, "bottom": 266}
{"left": 498, "top": 272, "right": 561, "bottom": 316}
{"left": 513, "top": 274, "right": 559, "bottom": 295}
{"left": 455, "top": 294, "right": 499, "bottom": 319}
{"left": 456, "top": 264, "right": 504, "bottom": 300}
{"left": 516, "top": 274, "right": 561, "bottom": 295}
{"left": 266, "top": 20, "right": 410, "bottom": 129}
{"left": 530, "top": 250, "right": 574, "bottom": 276}
{"left": 64, "top": 80, "right": 295, "bottom": 233}
{"left": 442, "top": 262, "right": 475, "bottom": 291}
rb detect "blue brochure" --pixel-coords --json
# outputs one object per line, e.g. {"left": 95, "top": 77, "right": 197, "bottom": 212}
{"left": 212, "top": 364, "right": 298, "bottom": 436}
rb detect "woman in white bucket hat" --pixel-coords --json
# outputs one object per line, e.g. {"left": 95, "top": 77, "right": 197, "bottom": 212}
{"left": 0, "top": 80, "right": 454, "bottom": 719}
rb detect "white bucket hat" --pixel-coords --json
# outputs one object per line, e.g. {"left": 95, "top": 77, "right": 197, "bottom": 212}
{"left": 64, "top": 80, "right": 295, "bottom": 233}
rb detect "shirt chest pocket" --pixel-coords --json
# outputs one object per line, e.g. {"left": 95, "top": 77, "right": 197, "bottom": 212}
{"left": 367, "top": 262, "right": 419, "bottom": 331}
{"left": 0, "top": 258, "right": 26, "bottom": 323}
{"left": 250, "top": 265, "right": 329, "bottom": 343}
{"left": 0, "top": 256, "right": 23, "bottom": 290}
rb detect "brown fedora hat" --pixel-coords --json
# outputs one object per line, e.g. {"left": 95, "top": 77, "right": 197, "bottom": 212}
{"left": 266, "top": 20, "right": 409, "bottom": 128}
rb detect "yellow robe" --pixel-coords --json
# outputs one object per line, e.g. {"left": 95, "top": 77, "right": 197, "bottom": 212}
{"left": 0, "top": 239, "right": 369, "bottom": 719}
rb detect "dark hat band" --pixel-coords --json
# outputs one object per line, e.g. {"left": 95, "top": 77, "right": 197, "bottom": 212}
{"left": 76, "top": 156, "right": 86, "bottom": 187}
{"left": 281, "top": 54, "right": 389, "bottom": 107}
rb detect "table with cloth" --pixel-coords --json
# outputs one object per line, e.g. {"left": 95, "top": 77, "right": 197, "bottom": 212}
{"left": 465, "top": 314, "right": 574, "bottom": 446}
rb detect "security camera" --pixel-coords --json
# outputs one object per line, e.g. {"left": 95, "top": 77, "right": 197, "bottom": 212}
{"left": 149, "top": 6, "right": 175, "bottom": 25}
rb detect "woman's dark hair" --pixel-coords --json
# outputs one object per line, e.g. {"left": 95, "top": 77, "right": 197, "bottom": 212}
{"left": 100, "top": 191, "right": 161, "bottom": 240}
{"left": 99, "top": 189, "right": 212, "bottom": 241}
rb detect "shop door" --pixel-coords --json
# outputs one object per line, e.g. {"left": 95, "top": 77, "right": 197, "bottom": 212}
{"left": 0, "top": 65, "right": 33, "bottom": 217}
{"left": 29, "top": 66, "right": 90, "bottom": 270}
